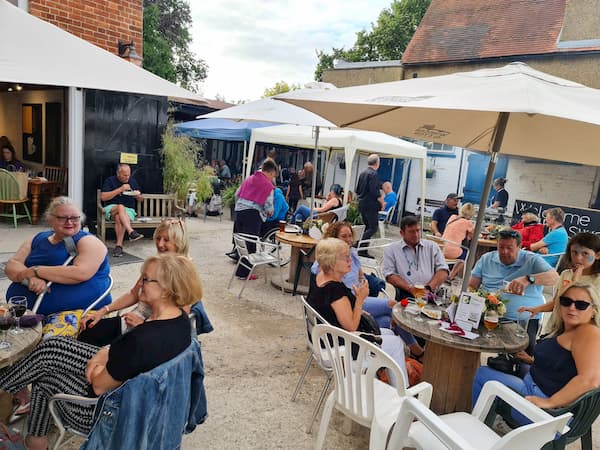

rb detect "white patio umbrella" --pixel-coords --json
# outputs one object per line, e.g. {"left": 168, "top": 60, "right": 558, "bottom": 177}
{"left": 277, "top": 62, "right": 600, "bottom": 286}
{"left": 198, "top": 89, "right": 336, "bottom": 221}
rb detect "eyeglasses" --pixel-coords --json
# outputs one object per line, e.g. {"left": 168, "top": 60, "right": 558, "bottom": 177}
{"left": 52, "top": 215, "right": 81, "bottom": 224}
{"left": 141, "top": 277, "right": 160, "bottom": 285}
{"left": 498, "top": 230, "right": 520, "bottom": 239}
{"left": 559, "top": 296, "right": 592, "bottom": 310}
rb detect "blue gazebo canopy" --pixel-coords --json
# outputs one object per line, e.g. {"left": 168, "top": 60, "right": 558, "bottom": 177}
{"left": 173, "top": 118, "right": 274, "bottom": 141}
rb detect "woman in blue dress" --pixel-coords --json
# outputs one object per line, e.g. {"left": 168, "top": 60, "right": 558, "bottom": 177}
{"left": 5, "top": 196, "right": 112, "bottom": 315}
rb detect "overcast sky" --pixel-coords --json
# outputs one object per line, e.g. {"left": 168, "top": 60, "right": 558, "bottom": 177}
{"left": 189, "top": 0, "right": 391, "bottom": 102}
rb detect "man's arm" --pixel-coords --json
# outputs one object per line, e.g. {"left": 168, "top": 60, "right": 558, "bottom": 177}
{"left": 100, "top": 184, "right": 128, "bottom": 202}
{"left": 469, "top": 275, "right": 482, "bottom": 290}
{"left": 529, "top": 239, "right": 546, "bottom": 252}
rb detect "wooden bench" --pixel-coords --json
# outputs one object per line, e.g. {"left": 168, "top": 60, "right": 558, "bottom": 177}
{"left": 415, "top": 197, "right": 446, "bottom": 216}
{"left": 96, "top": 189, "right": 180, "bottom": 242}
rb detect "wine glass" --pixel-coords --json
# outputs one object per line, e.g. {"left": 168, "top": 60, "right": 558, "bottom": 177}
{"left": 0, "top": 303, "right": 12, "bottom": 350}
{"left": 413, "top": 284, "right": 427, "bottom": 322}
{"left": 9, "top": 296, "right": 27, "bottom": 335}
{"left": 483, "top": 309, "right": 499, "bottom": 338}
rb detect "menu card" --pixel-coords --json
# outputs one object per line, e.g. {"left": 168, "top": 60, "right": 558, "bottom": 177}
{"left": 449, "top": 292, "right": 485, "bottom": 331}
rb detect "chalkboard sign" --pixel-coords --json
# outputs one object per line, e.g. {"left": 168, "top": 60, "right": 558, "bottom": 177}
{"left": 513, "top": 199, "right": 600, "bottom": 236}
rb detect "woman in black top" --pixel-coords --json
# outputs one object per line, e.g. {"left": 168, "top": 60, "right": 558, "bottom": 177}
{"left": 0, "top": 254, "right": 202, "bottom": 450}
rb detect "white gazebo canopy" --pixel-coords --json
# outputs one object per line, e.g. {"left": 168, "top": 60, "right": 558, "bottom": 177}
{"left": 249, "top": 124, "right": 427, "bottom": 206}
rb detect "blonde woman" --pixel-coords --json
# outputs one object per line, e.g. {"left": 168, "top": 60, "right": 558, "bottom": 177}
{"left": 79, "top": 218, "right": 189, "bottom": 347}
{"left": 442, "top": 202, "right": 475, "bottom": 280}
{"left": 473, "top": 282, "right": 600, "bottom": 414}
{"left": 0, "top": 254, "right": 202, "bottom": 450}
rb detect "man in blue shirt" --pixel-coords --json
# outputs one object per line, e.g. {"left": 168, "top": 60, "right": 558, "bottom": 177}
{"left": 101, "top": 164, "right": 143, "bottom": 257}
{"left": 431, "top": 193, "right": 460, "bottom": 236}
{"left": 378, "top": 181, "right": 397, "bottom": 221}
{"left": 469, "top": 229, "right": 559, "bottom": 352}
{"left": 530, "top": 207, "right": 568, "bottom": 267}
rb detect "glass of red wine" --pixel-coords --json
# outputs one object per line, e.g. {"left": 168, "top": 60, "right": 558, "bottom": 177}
{"left": 0, "top": 304, "right": 12, "bottom": 349}
{"left": 9, "top": 296, "right": 27, "bottom": 335}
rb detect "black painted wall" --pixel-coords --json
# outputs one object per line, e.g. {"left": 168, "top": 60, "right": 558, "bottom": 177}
{"left": 83, "top": 90, "right": 168, "bottom": 224}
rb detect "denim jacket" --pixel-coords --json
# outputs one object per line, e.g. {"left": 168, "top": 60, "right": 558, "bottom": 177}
{"left": 81, "top": 340, "right": 207, "bottom": 450}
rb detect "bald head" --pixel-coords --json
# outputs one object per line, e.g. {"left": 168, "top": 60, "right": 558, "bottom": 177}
{"left": 382, "top": 181, "right": 392, "bottom": 193}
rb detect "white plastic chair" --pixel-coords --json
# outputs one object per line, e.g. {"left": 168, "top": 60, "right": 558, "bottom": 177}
{"left": 387, "top": 380, "right": 572, "bottom": 450}
{"left": 311, "top": 324, "right": 432, "bottom": 450}
{"left": 32, "top": 274, "right": 114, "bottom": 316}
{"left": 291, "top": 296, "right": 333, "bottom": 433}
{"left": 377, "top": 193, "right": 398, "bottom": 238}
{"left": 352, "top": 225, "right": 366, "bottom": 244}
{"left": 227, "top": 233, "right": 284, "bottom": 298}
{"left": 356, "top": 238, "right": 394, "bottom": 279}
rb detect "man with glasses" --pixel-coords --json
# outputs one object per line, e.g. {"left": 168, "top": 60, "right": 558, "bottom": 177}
{"left": 469, "top": 228, "right": 559, "bottom": 352}
{"left": 383, "top": 215, "right": 449, "bottom": 301}
{"left": 101, "top": 164, "right": 144, "bottom": 257}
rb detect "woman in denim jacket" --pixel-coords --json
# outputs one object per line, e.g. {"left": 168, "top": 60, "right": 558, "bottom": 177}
{"left": 0, "top": 254, "right": 203, "bottom": 450}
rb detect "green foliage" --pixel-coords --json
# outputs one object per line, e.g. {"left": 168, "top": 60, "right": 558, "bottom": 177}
{"left": 346, "top": 201, "right": 363, "bottom": 225}
{"left": 142, "top": 0, "right": 208, "bottom": 91}
{"left": 262, "top": 81, "right": 301, "bottom": 98}
{"left": 314, "top": 0, "right": 431, "bottom": 80}
{"left": 161, "top": 123, "right": 211, "bottom": 201}
{"left": 221, "top": 181, "right": 240, "bottom": 207}
{"left": 193, "top": 167, "right": 217, "bottom": 203}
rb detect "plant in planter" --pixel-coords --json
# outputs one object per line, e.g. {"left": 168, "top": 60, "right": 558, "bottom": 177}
{"left": 221, "top": 179, "right": 240, "bottom": 221}
{"left": 161, "top": 122, "right": 213, "bottom": 206}
{"left": 346, "top": 201, "right": 363, "bottom": 225}
{"left": 426, "top": 168, "right": 436, "bottom": 179}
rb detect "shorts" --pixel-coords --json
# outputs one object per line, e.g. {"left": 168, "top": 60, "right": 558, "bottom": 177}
{"left": 104, "top": 204, "right": 136, "bottom": 222}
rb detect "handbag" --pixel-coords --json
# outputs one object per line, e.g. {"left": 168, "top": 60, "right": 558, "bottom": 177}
{"left": 487, "top": 353, "right": 521, "bottom": 376}
{"left": 357, "top": 311, "right": 382, "bottom": 346}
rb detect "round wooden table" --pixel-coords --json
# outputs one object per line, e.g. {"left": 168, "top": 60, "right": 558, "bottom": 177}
{"left": 475, "top": 237, "right": 498, "bottom": 262}
{"left": 273, "top": 231, "right": 318, "bottom": 294}
{"left": 392, "top": 303, "right": 527, "bottom": 414}
{"left": 0, "top": 317, "right": 43, "bottom": 369}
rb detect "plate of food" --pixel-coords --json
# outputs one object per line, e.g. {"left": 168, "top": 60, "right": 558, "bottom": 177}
{"left": 422, "top": 308, "right": 442, "bottom": 320}
{"left": 122, "top": 190, "right": 140, "bottom": 196}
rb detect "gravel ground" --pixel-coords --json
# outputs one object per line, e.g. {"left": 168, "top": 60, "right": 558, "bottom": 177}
{"left": 0, "top": 216, "right": 597, "bottom": 449}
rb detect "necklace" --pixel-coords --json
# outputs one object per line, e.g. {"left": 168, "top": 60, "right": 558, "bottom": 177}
{"left": 402, "top": 244, "right": 419, "bottom": 278}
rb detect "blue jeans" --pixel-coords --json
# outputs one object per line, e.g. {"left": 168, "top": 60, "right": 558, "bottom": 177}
{"left": 472, "top": 366, "right": 547, "bottom": 425}
{"left": 292, "top": 205, "right": 312, "bottom": 224}
{"left": 362, "top": 297, "right": 416, "bottom": 346}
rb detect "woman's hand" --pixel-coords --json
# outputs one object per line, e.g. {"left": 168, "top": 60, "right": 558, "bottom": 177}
{"left": 572, "top": 264, "right": 584, "bottom": 282}
{"left": 122, "top": 311, "right": 145, "bottom": 329}
{"left": 525, "top": 395, "right": 553, "bottom": 409}
{"left": 353, "top": 279, "right": 369, "bottom": 304}
{"left": 80, "top": 309, "right": 106, "bottom": 330}
{"left": 27, "top": 276, "right": 48, "bottom": 295}
{"left": 514, "top": 351, "right": 534, "bottom": 365}
{"left": 85, "top": 346, "right": 109, "bottom": 383}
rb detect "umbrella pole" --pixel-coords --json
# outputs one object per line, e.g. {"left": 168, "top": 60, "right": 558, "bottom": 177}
{"left": 308, "top": 126, "right": 320, "bottom": 228}
{"left": 462, "top": 112, "right": 510, "bottom": 292}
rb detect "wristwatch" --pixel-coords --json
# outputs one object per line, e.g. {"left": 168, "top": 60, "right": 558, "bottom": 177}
{"left": 526, "top": 275, "right": 535, "bottom": 285}
{"left": 33, "top": 266, "right": 41, "bottom": 279}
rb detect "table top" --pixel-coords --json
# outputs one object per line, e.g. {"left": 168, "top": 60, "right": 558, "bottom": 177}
{"left": 28, "top": 178, "right": 56, "bottom": 185}
{"left": 477, "top": 238, "right": 498, "bottom": 247}
{"left": 0, "top": 319, "right": 42, "bottom": 369}
{"left": 275, "top": 231, "right": 318, "bottom": 248}
{"left": 392, "top": 303, "right": 528, "bottom": 354}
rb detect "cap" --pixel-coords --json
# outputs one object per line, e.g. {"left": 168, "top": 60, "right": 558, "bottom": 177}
{"left": 446, "top": 193, "right": 462, "bottom": 200}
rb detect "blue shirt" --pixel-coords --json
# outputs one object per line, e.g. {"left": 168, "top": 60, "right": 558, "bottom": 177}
{"left": 471, "top": 250, "right": 552, "bottom": 320}
{"left": 379, "top": 191, "right": 397, "bottom": 220}
{"left": 265, "top": 188, "right": 289, "bottom": 223}
{"left": 102, "top": 175, "right": 141, "bottom": 209}
{"left": 541, "top": 226, "right": 568, "bottom": 267}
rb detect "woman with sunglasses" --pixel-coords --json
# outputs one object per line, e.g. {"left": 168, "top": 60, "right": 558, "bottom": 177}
{"left": 5, "top": 196, "right": 112, "bottom": 315}
{"left": 473, "top": 282, "right": 600, "bottom": 413}
{"left": 0, "top": 254, "right": 202, "bottom": 450}
{"left": 519, "top": 232, "right": 600, "bottom": 318}
{"left": 78, "top": 218, "right": 189, "bottom": 346}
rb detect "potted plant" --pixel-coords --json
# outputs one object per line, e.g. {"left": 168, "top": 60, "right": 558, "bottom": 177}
{"left": 221, "top": 180, "right": 240, "bottom": 221}
{"left": 426, "top": 168, "right": 435, "bottom": 179}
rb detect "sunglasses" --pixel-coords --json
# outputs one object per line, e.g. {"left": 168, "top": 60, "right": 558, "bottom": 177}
{"left": 559, "top": 296, "right": 592, "bottom": 311}
{"left": 498, "top": 230, "right": 520, "bottom": 239}
{"left": 161, "top": 217, "right": 184, "bottom": 231}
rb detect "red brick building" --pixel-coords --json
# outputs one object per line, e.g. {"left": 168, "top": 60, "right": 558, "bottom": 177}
{"left": 27, "top": 0, "right": 143, "bottom": 61}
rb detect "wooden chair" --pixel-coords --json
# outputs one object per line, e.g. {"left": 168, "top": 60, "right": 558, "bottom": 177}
{"left": 0, "top": 169, "right": 31, "bottom": 228}
{"left": 43, "top": 165, "right": 68, "bottom": 196}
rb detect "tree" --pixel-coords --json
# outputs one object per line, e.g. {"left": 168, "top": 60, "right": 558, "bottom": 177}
{"left": 314, "top": 0, "right": 431, "bottom": 80}
{"left": 143, "top": 0, "right": 208, "bottom": 91}
{"left": 262, "top": 81, "right": 301, "bottom": 98}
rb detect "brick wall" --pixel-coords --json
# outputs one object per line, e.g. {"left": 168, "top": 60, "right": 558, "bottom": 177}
{"left": 29, "top": 0, "right": 143, "bottom": 58}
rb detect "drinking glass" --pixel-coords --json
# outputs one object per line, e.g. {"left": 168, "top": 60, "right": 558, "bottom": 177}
{"left": 483, "top": 310, "right": 499, "bottom": 338}
{"left": 9, "top": 296, "right": 27, "bottom": 335}
{"left": 0, "top": 303, "right": 11, "bottom": 350}
{"left": 516, "top": 311, "right": 530, "bottom": 338}
{"left": 413, "top": 285, "right": 427, "bottom": 322}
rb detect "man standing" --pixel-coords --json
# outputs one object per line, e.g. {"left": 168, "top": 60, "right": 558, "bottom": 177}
{"left": 469, "top": 229, "right": 559, "bottom": 351}
{"left": 431, "top": 193, "right": 460, "bottom": 236}
{"left": 101, "top": 164, "right": 143, "bottom": 257}
{"left": 383, "top": 216, "right": 449, "bottom": 301}
{"left": 378, "top": 181, "right": 396, "bottom": 221}
{"left": 356, "top": 154, "right": 382, "bottom": 243}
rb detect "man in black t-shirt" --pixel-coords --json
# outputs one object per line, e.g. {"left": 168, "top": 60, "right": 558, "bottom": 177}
{"left": 356, "top": 154, "right": 382, "bottom": 244}
{"left": 431, "top": 193, "right": 460, "bottom": 237}
{"left": 101, "top": 164, "right": 143, "bottom": 257}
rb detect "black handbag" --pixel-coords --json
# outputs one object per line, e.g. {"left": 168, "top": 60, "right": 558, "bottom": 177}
{"left": 357, "top": 311, "right": 382, "bottom": 346}
{"left": 487, "top": 353, "right": 520, "bottom": 376}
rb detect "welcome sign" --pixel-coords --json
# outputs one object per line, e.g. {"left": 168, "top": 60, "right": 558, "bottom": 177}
{"left": 513, "top": 199, "right": 600, "bottom": 236}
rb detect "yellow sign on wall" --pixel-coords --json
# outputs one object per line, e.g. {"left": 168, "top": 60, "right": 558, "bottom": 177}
{"left": 120, "top": 153, "right": 138, "bottom": 164}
